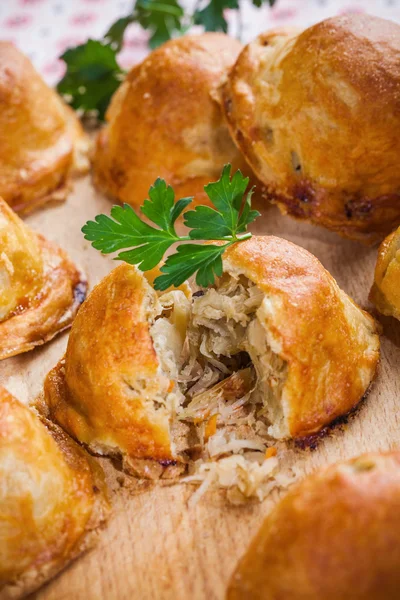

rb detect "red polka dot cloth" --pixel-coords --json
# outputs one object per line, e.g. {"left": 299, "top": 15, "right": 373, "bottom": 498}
{"left": 0, "top": 0, "right": 399, "bottom": 86}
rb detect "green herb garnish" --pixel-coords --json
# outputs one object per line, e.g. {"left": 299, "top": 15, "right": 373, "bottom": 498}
{"left": 82, "top": 165, "right": 260, "bottom": 291}
{"left": 57, "top": 40, "right": 125, "bottom": 120}
{"left": 194, "top": 0, "right": 278, "bottom": 34}
{"left": 135, "top": 0, "right": 186, "bottom": 48}
{"left": 57, "top": 0, "right": 278, "bottom": 119}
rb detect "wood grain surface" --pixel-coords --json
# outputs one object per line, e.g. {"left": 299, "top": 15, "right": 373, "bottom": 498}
{"left": 1, "top": 176, "right": 399, "bottom": 600}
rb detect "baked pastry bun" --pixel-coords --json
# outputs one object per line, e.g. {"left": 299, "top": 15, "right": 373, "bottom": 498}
{"left": 370, "top": 226, "right": 400, "bottom": 320}
{"left": 93, "top": 33, "right": 251, "bottom": 209}
{"left": 0, "top": 42, "right": 88, "bottom": 214}
{"left": 0, "top": 387, "right": 109, "bottom": 599}
{"left": 43, "top": 237, "right": 379, "bottom": 477}
{"left": 222, "top": 15, "right": 400, "bottom": 244}
{"left": 0, "top": 198, "right": 87, "bottom": 360}
{"left": 227, "top": 451, "right": 400, "bottom": 600}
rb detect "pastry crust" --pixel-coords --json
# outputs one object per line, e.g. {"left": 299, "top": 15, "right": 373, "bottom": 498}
{"left": 0, "top": 42, "right": 88, "bottom": 215}
{"left": 227, "top": 451, "right": 400, "bottom": 600}
{"left": 222, "top": 15, "right": 400, "bottom": 244}
{"left": 42, "top": 237, "right": 379, "bottom": 469}
{"left": 0, "top": 387, "right": 109, "bottom": 600}
{"left": 220, "top": 237, "right": 380, "bottom": 438}
{"left": 0, "top": 198, "right": 87, "bottom": 360}
{"left": 43, "top": 265, "right": 178, "bottom": 463}
{"left": 370, "top": 226, "right": 400, "bottom": 320}
{"left": 92, "top": 33, "right": 251, "bottom": 209}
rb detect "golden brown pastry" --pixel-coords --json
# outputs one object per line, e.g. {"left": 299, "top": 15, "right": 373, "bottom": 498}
{"left": 227, "top": 451, "right": 400, "bottom": 600}
{"left": 370, "top": 226, "right": 400, "bottom": 320}
{"left": 222, "top": 15, "right": 400, "bottom": 244}
{"left": 0, "top": 387, "right": 109, "bottom": 599}
{"left": 42, "top": 236, "right": 379, "bottom": 477}
{"left": 0, "top": 42, "right": 88, "bottom": 214}
{"left": 0, "top": 198, "right": 87, "bottom": 360}
{"left": 92, "top": 33, "right": 251, "bottom": 209}
{"left": 43, "top": 265, "right": 184, "bottom": 467}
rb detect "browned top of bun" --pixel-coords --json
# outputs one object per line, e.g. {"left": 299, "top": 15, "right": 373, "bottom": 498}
{"left": 221, "top": 236, "right": 379, "bottom": 438}
{"left": 0, "top": 42, "right": 86, "bottom": 214}
{"left": 93, "top": 33, "right": 251, "bottom": 208}
{"left": 314, "top": 14, "right": 400, "bottom": 99}
{"left": 228, "top": 451, "right": 400, "bottom": 600}
{"left": 222, "top": 15, "right": 400, "bottom": 243}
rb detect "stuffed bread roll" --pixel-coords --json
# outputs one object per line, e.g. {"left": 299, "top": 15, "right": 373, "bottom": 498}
{"left": 42, "top": 237, "right": 379, "bottom": 480}
{"left": 0, "top": 42, "right": 88, "bottom": 214}
{"left": 222, "top": 15, "right": 400, "bottom": 243}
{"left": 228, "top": 450, "right": 400, "bottom": 600}
{"left": 93, "top": 33, "right": 252, "bottom": 209}
{"left": 0, "top": 387, "right": 109, "bottom": 599}
{"left": 0, "top": 198, "right": 87, "bottom": 360}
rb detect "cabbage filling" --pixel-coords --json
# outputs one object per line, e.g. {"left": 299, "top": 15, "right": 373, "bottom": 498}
{"left": 150, "top": 274, "right": 288, "bottom": 472}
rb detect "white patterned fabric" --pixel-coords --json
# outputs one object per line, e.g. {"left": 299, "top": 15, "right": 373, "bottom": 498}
{"left": 0, "top": 0, "right": 398, "bottom": 85}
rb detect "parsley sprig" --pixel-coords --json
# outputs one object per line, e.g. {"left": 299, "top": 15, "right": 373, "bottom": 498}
{"left": 57, "top": 40, "right": 125, "bottom": 120}
{"left": 82, "top": 165, "right": 260, "bottom": 290}
{"left": 57, "top": 0, "right": 278, "bottom": 119}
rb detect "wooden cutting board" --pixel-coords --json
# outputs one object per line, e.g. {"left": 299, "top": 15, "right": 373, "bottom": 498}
{"left": 1, "top": 175, "right": 399, "bottom": 600}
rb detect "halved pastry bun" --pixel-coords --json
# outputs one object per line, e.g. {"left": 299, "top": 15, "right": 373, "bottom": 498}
{"left": 43, "top": 265, "right": 183, "bottom": 468}
{"left": 92, "top": 33, "right": 252, "bottom": 209}
{"left": 42, "top": 237, "right": 379, "bottom": 474}
{"left": 0, "top": 387, "right": 109, "bottom": 600}
{"left": 370, "top": 226, "right": 400, "bottom": 320}
{"left": 215, "top": 237, "right": 379, "bottom": 438}
{"left": 0, "top": 42, "right": 88, "bottom": 214}
{"left": 222, "top": 15, "right": 400, "bottom": 244}
{"left": 0, "top": 198, "right": 87, "bottom": 360}
{"left": 227, "top": 451, "right": 400, "bottom": 600}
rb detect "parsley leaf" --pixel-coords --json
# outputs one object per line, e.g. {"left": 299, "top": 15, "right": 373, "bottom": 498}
{"left": 184, "top": 164, "right": 260, "bottom": 240}
{"left": 154, "top": 244, "right": 227, "bottom": 290}
{"left": 204, "top": 164, "right": 250, "bottom": 229}
{"left": 194, "top": 0, "right": 238, "bottom": 33}
{"left": 57, "top": 39, "right": 124, "bottom": 120}
{"left": 82, "top": 179, "right": 189, "bottom": 271}
{"left": 252, "top": 0, "right": 277, "bottom": 6}
{"left": 141, "top": 178, "right": 192, "bottom": 232}
{"left": 103, "top": 15, "right": 136, "bottom": 52}
{"left": 136, "top": 0, "right": 185, "bottom": 48}
{"left": 183, "top": 206, "right": 231, "bottom": 240}
{"left": 237, "top": 188, "right": 260, "bottom": 233}
{"left": 83, "top": 165, "right": 259, "bottom": 290}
